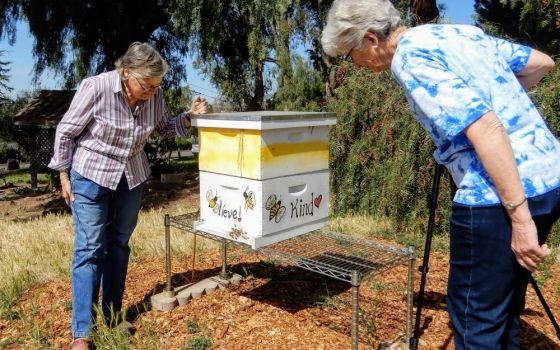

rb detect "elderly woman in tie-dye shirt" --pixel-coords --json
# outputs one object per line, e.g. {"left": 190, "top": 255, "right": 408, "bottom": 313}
{"left": 321, "top": 0, "right": 557, "bottom": 349}
{"left": 49, "top": 42, "right": 208, "bottom": 350}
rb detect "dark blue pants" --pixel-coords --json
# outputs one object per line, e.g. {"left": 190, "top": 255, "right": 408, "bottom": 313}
{"left": 447, "top": 187, "right": 560, "bottom": 350}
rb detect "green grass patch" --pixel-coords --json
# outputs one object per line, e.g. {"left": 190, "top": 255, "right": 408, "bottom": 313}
{"left": 184, "top": 335, "right": 213, "bottom": 350}
{"left": 185, "top": 319, "right": 200, "bottom": 334}
{"left": 2, "top": 171, "right": 50, "bottom": 185}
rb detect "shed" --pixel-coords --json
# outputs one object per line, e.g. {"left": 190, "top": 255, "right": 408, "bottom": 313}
{"left": 13, "top": 90, "right": 75, "bottom": 189}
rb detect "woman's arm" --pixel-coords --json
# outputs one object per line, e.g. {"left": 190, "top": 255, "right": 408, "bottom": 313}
{"left": 49, "top": 79, "right": 96, "bottom": 171}
{"left": 48, "top": 79, "right": 96, "bottom": 205}
{"left": 464, "top": 111, "right": 550, "bottom": 272}
{"left": 516, "top": 49, "right": 555, "bottom": 89}
{"left": 155, "top": 96, "right": 208, "bottom": 137}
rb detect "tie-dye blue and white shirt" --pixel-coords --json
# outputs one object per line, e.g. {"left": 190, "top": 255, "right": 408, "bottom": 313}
{"left": 391, "top": 24, "right": 560, "bottom": 206}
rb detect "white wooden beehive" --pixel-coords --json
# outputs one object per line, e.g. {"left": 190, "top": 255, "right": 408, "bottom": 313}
{"left": 191, "top": 111, "right": 337, "bottom": 248}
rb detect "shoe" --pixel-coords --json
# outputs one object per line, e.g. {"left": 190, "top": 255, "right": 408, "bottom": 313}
{"left": 70, "top": 338, "right": 91, "bottom": 350}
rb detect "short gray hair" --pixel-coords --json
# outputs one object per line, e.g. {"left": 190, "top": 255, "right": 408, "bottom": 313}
{"left": 115, "top": 42, "right": 169, "bottom": 79}
{"left": 321, "top": 0, "right": 402, "bottom": 57}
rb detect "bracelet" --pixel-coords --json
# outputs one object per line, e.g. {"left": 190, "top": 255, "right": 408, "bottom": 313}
{"left": 503, "top": 196, "right": 527, "bottom": 210}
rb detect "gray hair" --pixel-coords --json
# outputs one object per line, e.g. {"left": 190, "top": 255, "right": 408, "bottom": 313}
{"left": 115, "top": 42, "right": 169, "bottom": 79}
{"left": 321, "top": 0, "right": 402, "bottom": 57}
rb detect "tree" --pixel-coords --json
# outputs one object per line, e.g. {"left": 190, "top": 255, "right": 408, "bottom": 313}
{"left": 271, "top": 55, "right": 324, "bottom": 111}
{"left": 475, "top": 0, "right": 560, "bottom": 56}
{"left": 0, "top": 91, "right": 33, "bottom": 144}
{"left": 0, "top": 0, "right": 189, "bottom": 88}
{"left": 170, "top": 0, "right": 324, "bottom": 111}
{"left": 0, "top": 51, "right": 12, "bottom": 101}
{"left": 411, "top": 0, "right": 440, "bottom": 25}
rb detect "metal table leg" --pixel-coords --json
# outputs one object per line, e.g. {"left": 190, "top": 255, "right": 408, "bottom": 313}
{"left": 406, "top": 246, "right": 416, "bottom": 349}
{"left": 220, "top": 238, "right": 231, "bottom": 280}
{"left": 352, "top": 270, "right": 362, "bottom": 350}
{"left": 164, "top": 214, "right": 175, "bottom": 297}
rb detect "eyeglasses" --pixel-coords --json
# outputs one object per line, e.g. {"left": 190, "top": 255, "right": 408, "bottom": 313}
{"left": 343, "top": 47, "right": 355, "bottom": 61}
{"left": 131, "top": 74, "right": 161, "bottom": 92}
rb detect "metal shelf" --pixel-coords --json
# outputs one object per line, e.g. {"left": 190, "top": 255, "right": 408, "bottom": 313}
{"left": 165, "top": 211, "right": 414, "bottom": 349}
{"left": 168, "top": 212, "right": 411, "bottom": 284}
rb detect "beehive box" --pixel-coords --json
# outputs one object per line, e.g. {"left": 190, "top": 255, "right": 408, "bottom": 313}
{"left": 191, "top": 111, "right": 337, "bottom": 248}
{"left": 194, "top": 170, "right": 329, "bottom": 248}
{"left": 191, "top": 111, "right": 337, "bottom": 180}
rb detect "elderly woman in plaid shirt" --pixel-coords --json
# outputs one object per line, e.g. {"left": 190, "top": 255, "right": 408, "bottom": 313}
{"left": 48, "top": 42, "right": 208, "bottom": 350}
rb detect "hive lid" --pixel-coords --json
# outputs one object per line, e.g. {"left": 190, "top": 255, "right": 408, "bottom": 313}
{"left": 191, "top": 111, "right": 337, "bottom": 130}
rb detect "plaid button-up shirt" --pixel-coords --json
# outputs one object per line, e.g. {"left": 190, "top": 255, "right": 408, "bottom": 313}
{"left": 48, "top": 70, "right": 192, "bottom": 190}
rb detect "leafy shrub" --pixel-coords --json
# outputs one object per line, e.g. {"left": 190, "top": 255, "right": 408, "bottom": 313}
{"left": 532, "top": 61, "right": 560, "bottom": 245}
{"left": 0, "top": 145, "right": 17, "bottom": 164}
{"left": 326, "top": 65, "right": 453, "bottom": 237}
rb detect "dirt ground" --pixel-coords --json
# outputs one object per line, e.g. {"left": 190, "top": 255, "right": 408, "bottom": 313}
{"left": 0, "top": 175, "right": 559, "bottom": 349}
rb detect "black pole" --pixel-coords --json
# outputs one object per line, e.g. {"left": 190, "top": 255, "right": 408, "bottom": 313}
{"left": 410, "top": 164, "right": 443, "bottom": 350}
{"left": 528, "top": 275, "right": 560, "bottom": 340}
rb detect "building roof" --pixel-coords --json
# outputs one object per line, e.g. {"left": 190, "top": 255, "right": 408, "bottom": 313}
{"left": 14, "top": 90, "right": 75, "bottom": 126}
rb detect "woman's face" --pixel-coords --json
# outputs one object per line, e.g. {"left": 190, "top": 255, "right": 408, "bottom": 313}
{"left": 349, "top": 32, "right": 393, "bottom": 72}
{"left": 124, "top": 69, "right": 163, "bottom": 101}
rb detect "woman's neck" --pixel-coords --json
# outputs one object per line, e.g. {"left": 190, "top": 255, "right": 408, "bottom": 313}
{"left": 122, "top": 80, "right": 138, "bottom": 111}
{"left": 388, "top": 26, "right": 409, "bottom": 52}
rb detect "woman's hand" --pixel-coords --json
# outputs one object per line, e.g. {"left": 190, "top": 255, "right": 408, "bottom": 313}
{"left": 511, "top": 217, "right": 550, "bottom": 272}
{"left": 190, "top": 96, "right": 208, "bottom": 114}
{"left": 60, "top": 171, "right": 74, "bottom": 206}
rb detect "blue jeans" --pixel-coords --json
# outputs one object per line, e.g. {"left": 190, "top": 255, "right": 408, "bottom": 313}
{"left": 70, "top": 169, "right": 144, "bottom": 338}
{"left": 447, "top": 187, "right": 560, "bottom": 349}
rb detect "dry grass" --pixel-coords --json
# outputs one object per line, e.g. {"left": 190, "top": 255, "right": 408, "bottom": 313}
{"left": 0, "top": 207, "right": 219, "bottom": 315}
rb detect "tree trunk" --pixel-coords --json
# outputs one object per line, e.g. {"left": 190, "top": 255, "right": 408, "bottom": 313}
{"left": 248, "top": 62, "right": 265, "bottom": 111}
{"left": 411, "top": 0, "right": 439, "bottom": 26}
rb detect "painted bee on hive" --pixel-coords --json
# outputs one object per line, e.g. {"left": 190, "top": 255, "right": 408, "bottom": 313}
{"left": 206, "top": 190, "right": 219, "bottom": 214}
{"left": 265, "top": 194, "right": 286, "bottom": 223}
{"left": 229, "top": 226, "right": 248, "bottom": 240}
{"left": 243, "top": 187, "right": 255, "bottom": 211}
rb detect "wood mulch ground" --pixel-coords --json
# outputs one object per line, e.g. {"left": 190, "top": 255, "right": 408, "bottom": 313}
{"left": 0, "top": 176, "right": 559, "bottom": 349}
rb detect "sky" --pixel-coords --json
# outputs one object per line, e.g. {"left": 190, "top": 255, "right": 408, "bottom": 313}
{"left": 0, "top": 0, "right": 475, "bottom": 101}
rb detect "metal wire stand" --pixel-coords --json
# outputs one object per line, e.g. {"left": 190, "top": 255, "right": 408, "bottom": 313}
{"left": 164, "top": 212, "right": 415, "bottom": 350}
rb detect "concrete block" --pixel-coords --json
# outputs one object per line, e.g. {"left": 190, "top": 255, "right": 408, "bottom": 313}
{"left": 230, "top": 274, "right": 242, "bottom": 286}
{"left": 152, "top": 274, "right": 244, "bottom": 311}
{"left": 191, "top": 290, "right": 204, "bottom": 299}
{"left": 150, "top": 293, "right": 178, "bottom": 312}
{"left": 211, "top": 276, "right": 230, "bottom": 289}
{"left": 176, "top": 292, "right": 192, "bottom": 306}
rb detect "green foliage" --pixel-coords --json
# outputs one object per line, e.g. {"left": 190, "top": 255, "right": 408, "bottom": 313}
{"left": 326, "top": 65, "right": 453, "bottom": 236}
{"left": 0, "top": 51, "right": 12, "bottom": 101}
{"left": 475, "top": 0, "right": 560, "bottom": 56}
{"left": 0, "top": 144, "right": 17, "bottom": 163}
{"left": 532, "top": 61, "right": 560, "bottom": 243}
{"left": 0, "top": 1, "right": 188, "bottom": 88}
{"left": 165, "top": 86, "right": 194, "bottom": 116}
{"left": 0, "top": 270, "right": 33, "bottom": 321}
{"left": 271, "top": 55, "right": 325, "bottom": 111}
{"left": 0, "top": 92, "right": 32, "bottom": 144}
{"left": 532, "top": 61, "right": 560, "bottom": 135}
{"left": 171, "top": 0, "right": 282, "bottom": 110}
{"left": 170, "top": 0, "right": 335, "bottom": 110}
{"left": 185, "top": 319, "right": 199, "bottom": 334}
{"left": 184, "top": 336, "right": 213, "bottom": 350}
